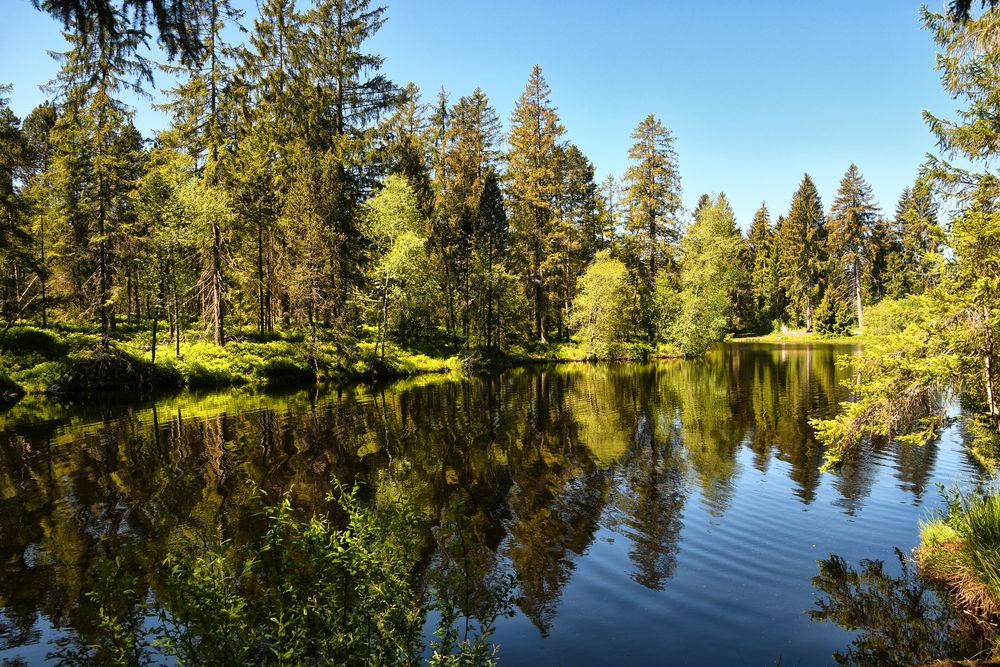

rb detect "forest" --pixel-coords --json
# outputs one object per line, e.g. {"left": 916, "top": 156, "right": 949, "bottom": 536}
{"left": 2, "top": 0, "right": 1000, "bottom": 664}
{"left": 0, "top": 0, "right": 949, "bottom": 396}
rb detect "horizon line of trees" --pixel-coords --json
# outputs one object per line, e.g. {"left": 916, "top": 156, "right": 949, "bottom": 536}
{"left": 0, "top": 0, "right": 945, "bottom": 361}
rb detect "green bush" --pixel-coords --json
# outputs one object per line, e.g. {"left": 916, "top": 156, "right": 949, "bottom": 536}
{"left": 60, "top": 485, "right": 509, "bottom": 666}
{"left": 864, "top": 296, "right": 928, "bottom": 337}
{"left": 814, "top": 292, "right": 855, "bottom": 336}
{"left": 25, "top": 345, "right": 183, "bottom": 393}
{"left": 0, "top": 326, "right": 69, "bottom": 372}
{"left": 256, "top": 357, "right": 315, "bottom": 386}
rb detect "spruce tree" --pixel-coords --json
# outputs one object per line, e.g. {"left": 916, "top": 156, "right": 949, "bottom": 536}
{"left": 20, "top": 103, "right": 58, "bottom": 328}
{"left": 826, "top": 164, "right": 880, "bottom": 329}
{"left": 0, "top": 89, "right": 32, "bottom": 328}
{"left": 431, "top": 88, "right": 501, "bottom": 340}
{"left": 777, "top": 174, "right": 826, "bottom": 330}
{"left": 747, "top": 203, "right": 780, "bottom": 332}
{"left": 46, "top": 21, "right": 151, "bottom": 343}
{"left": 506, "top": 65, "right": 565, "bottom": 342}
{"left": 160, "top": 0, "right": 242, "bottom": 345}
{"left": 623, "top": 114, "right": 682, "bottom": 338}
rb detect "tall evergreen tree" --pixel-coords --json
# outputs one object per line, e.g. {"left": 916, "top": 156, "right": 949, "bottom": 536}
{"left": 623, "top": 114, "right": 682, "bottom": 337}
{"left": 826, "top": 164, "right": 880, "bottom": 329}
{"left": 20, "top": 102, "right": 58, "bottom": 328}
{"left": 46, "top": 20, "right": 151, "bottom": 342}
{"left": 886, "top": 178, "right": 943, "bottom": 297}
{"left": 0, "top": 89, "right": 33, "bottom": 328}
{"left": 234, "top": 0, "right": 304, "bottom": 334}
{"left": 747, "top": 203, "right": 780, "bottom": 332}
{"left": 506, "top": 65, "right": 565, "bottom": 342}
{"left": 160, "top": 0, "right": 242, "bottom": 345}
{"left": 431, "top": 88, "right": 501, "bottom": 340}
{"left": 777, "top": 174, "right": 826, "bottom": 330}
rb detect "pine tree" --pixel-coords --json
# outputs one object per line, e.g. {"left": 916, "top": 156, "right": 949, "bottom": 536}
{"left": 506, "top": 65, "right": 565, "bottom": 342}
{"left": 623, "top": 114, "right": 682, "bottom": 338}
{"left": 475, "top": 168, "right": 509, "bottom": 349}
{"left": 886, "top": 178, "right": 942, "bottom": 297}
{"left": 826, "top": 164, "right": 880, "bottom": 329}
{"left": 550, "top": 143, "right": 602, "bottom": 338}
{"left": 777, "top": 174, "right": 826, "bottom": 330}
{"left": 430, "top": 88, "right": 501, "bottom": 340}
{"left": 234, "top": 0, "right": 304, "bottom": 334}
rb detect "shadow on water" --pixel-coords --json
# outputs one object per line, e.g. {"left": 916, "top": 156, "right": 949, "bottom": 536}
{"left": 0, "top": 342, "right": 983, "bottom": 663}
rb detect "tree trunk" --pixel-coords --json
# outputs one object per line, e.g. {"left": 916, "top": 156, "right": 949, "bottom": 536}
{"left": 39, "top": 213, "right": 47, "bottom": 329}
{"left": 212, "top": 220, "right": 224, "bottom": 346}
{"left": 151, "top": 309, "right": 158, "bottom": 365}
{"left": 984, "top": 305, "right": 999, "bottom": 426}
{"left": 854, "top": 259, "right": 863, "bottom": 331}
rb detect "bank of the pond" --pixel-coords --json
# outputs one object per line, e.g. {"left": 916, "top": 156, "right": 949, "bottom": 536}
{"left": 731, "top": 331, "right": 870, "bottom": 345}
{"left": 0, "top": 324, "right": 683, "bottom": 399}
{"left": 916, "top": 489, "right": 1000, "bottom": 661}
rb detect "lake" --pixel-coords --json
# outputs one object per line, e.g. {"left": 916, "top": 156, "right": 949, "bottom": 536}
{"left": 0, "top": 343, "right": 984, "bottom": 665}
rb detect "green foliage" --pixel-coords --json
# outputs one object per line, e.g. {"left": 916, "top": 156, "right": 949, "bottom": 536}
{"left": 777, "top": 175, "right": 826, "bottom": 330}
{"left": 863, "top": 296, "right": 928, "bottom": 337}
{"left": 672, "top": 194, "right": 745, "bottom": 357}
{"left": 569, "top": 251, "right": 632, "bottom": 358}
{"left": 813, "top": 291, "right": 855, "bottom": 337}
{"left": 60, "top": 485, "right": 506, "bottom": 666}
{"left": 0, "top": 326, "right": 67, "bottom": 371}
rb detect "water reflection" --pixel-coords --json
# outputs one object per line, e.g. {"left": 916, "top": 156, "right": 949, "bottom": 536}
{"left": 810, "top": 550, "right": 983, "bottom": 666}
{"left": 0, "top": 343, "right": 965, "bottom": 661}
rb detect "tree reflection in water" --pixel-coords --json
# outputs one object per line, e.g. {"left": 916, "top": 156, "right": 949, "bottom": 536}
{"left": 0, "top": 342, "right": 961, "bottom": 661}
{"left": 810, "top": 550, "right": 984, "bottom": 666}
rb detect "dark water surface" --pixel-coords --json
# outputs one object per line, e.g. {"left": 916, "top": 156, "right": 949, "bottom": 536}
{"left": 0, "top": 343, "right": 984, "bottom": 665}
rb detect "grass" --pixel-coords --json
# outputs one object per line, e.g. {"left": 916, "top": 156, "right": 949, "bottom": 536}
{"left": 918, "top": 488, "right": 1000, "bottom": 654}
{"left": 0, "top": 318, "right": 692, "bottom": 398}
{"left": 731, "top": 330, "right": 869, "bottom": 345}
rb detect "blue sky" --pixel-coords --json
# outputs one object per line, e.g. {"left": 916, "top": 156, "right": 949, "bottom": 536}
{"left": 1, "top": 0, "right": 957, "bottom": 228}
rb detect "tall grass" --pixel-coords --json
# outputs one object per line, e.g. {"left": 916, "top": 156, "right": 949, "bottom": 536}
{"left": 919, "top": 487, "right": 1000, "bottom": 626}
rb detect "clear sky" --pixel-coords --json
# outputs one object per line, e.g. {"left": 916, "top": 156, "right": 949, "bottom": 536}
{"left": 1, "top": 0, "right": 958, "bottom": 228}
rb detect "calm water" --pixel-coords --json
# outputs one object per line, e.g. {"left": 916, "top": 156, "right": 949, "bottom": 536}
{"left": 0, "top": 343, "right": 984, "bottom": 665}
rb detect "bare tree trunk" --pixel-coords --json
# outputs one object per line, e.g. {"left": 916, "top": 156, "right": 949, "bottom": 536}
{"left": 212, "top": 221, "right": 224, "bottom": 346}
{"left": 854, "top": 260, "right": 863, "bottom": 331}
{"left": 984, "top": 305, "right": 999, "bottom": 426}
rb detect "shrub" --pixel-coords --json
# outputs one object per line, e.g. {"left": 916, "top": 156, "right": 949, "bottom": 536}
{"left": 864, "top": 296, "right": 928, "bottom": 337}
{"left": 256, "top": 357, "right": 315, "bottom": 386}
{"left": 0, "top": 326, "right": 68, "bottom": 372}
{"left": 60, "top": 485, "right": 509, "bottom": 666}
{"left": 814, "top": 291, "right": 855, "bottom": 336}
{"left": 570, "top": 251, "right": 633, "bottom": 358}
